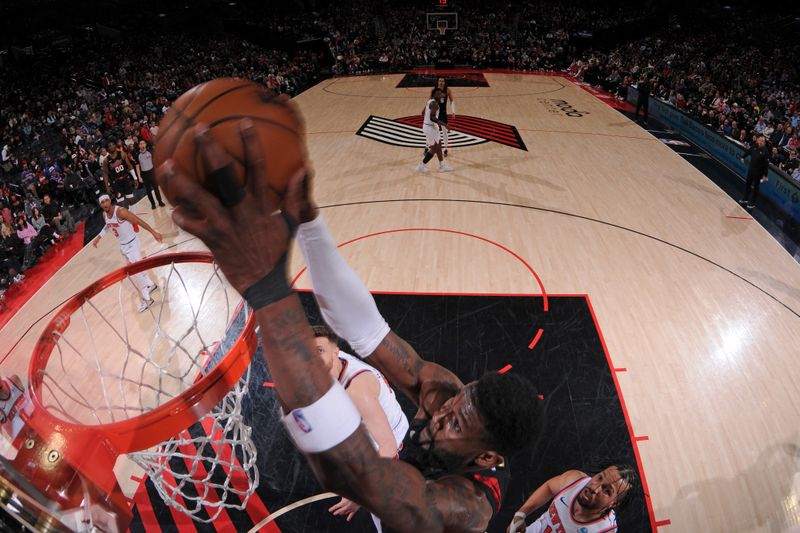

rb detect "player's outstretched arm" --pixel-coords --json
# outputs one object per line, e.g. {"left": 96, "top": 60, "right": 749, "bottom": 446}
{"left": 118, "top": 207, "right": 162, "bottom": 242}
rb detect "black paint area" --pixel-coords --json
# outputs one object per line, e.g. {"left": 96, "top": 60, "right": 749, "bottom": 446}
{"left": 130, "top": 293, "right": 650, "bottom": 532}
{"left": 396, "top": 73, "right": 489, "bottom": 88}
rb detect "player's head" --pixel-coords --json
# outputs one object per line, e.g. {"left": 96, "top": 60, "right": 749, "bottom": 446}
{"left": 578, "top": 464, "right": 638, "bottom": 516}
{"left": 408, "top": 372, "right": 543, "bottom": 472}
{"left": 437, "top": 77, "right": 446, "bottom": 90}
{"left": 98, "top": 194, "right": 112, "bottom": 213}
{"left": 107, "top": 141, "right": 116, "bottom": 152}
{"left": 311, "top": 325, "right": 340, "bottom": 373}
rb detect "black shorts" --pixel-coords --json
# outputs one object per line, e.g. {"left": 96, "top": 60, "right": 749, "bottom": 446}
{"left": 113, "top": 177, "right": 133, "bottom": 197}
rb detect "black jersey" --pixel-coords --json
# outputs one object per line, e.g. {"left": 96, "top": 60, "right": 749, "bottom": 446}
{"left": 107, "top": 154, "right": 128, "bottom": 181}
{"left": 437, "top": 91, "right": 448, "bottom": 123}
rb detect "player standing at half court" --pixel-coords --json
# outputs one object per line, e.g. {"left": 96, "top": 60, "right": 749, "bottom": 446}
{"left": 432, "top": 77, "right": 455, "bottom": 157}
{"left": 417, "top": 89, "right": 454, "bottom": 173}
{"left": 92, "top": 194, "right": 162, "bottom": 312}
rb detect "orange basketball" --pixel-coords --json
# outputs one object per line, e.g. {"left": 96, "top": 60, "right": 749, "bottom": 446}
{"left": 154, "top": 78, "right": 306, "bottom": 207}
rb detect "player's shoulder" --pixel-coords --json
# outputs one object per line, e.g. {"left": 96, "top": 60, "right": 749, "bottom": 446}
{"left": 345, "top": 367, "right": 380, "bottom": 395}
{"left": 427, "top": 474, "right": 494, "bottom": 531}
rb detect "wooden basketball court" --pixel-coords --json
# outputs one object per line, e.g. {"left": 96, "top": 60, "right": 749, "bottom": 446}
{"left": 1, "top": 73, "right": 799, "bottom": 532}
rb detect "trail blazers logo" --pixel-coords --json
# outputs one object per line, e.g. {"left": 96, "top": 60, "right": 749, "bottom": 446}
{"left": 356, "top": 115, "right": 527, "bottom": 151}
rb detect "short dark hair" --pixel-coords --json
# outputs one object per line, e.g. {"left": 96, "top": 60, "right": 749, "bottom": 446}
{"left": 473, "top": 372, "right": 544, "bottom": 454}
{"left": 311, "top": 324, "right": 339, "bottom": 345}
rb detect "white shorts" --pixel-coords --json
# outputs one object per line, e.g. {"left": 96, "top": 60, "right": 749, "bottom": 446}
{"left": 423, "top": 125, "right": 440, "bottom": 147}
{"left": 119, "top": 236, "right": 142, "bottom": 264}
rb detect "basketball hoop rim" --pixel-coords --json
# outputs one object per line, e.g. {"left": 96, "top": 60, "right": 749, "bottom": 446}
{"left": 26, "top": 251, "right": 258, "bottom": 456}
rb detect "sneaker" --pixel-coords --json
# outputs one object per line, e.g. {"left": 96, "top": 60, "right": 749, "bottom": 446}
{"left": 439, "top": 162, "right": 454, "bottom": 172}
{"left": 150, "top": 204, "right": 157, "bottom": 210}
{"left": 158, "top": 202, "right": 166, "bottom": 207}
{"left": 416, "top": 163, "right": 429, "bottom": 173}
{"left": 745, "top": 203, "right": 755, "bottom": 210}
{"left": 738, "top": 199, "right": 747, "bottom": 205}
{"left": 444, "top": 149, "right": 449, "bottom": 158}
{"left": 13, "top": 274, "right": 23, "bottom": 283}
{"left": 138, "top": 299, "right": 155, "bottom": 313}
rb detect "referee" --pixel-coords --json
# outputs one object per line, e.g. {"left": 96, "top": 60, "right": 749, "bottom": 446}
{"left": 135, "top": 140, "right": 165, "bottom": 209}
{"left": 739, "top": 135, "right": 770, "bottom": 210}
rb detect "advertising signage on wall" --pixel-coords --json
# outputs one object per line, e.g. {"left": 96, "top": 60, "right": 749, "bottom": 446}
{"left": 627, "top": 86, "right": 800, "bottom": 222}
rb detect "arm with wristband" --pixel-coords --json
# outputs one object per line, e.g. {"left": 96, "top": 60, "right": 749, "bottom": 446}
{"left": 507, "top": 470, "right": 586, "bottom": 533}
{"left": 161, "top": 118, "right": 494, "bottom": 533}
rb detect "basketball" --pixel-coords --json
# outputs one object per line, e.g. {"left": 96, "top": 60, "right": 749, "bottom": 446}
{"left": 153, "top": 78, "right": 306, "bottom": 207}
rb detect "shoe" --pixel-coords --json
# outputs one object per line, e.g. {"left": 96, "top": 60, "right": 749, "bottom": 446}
{"left": 416, "top": 163, "right": 429, "bottom": 173}
{"left": 439, "top": 163, "right": 454, "bottom": 172}
{"left": 138, "top": 299, "right": 154, "bottom": 313}
{"left": 158, "top": 202, "right": 166, "bottom": 207}
{"left": 150, "top": 204, "right": 157, "bottom": 210}
{"left": 444, "top": 149, "right": 449, "bottom": 158}
{"left": 738, "top": 199, "right": 747, "bottom": 205}
{"left": 13, "top": 274, "right": 23, "bottom": 283}
{"left": 746, "top": 203, "right": 755, "bottom": 210}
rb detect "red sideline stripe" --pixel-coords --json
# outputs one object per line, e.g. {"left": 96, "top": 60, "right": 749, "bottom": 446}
{"left": 655, "top": 519, "right": 672, "bottom": 528}
{"left": 131, "top": 474, "right": 161, "bottom": 530}
{"left": 634, "top": 435, "right": 650, "bottom": 442}
{"left": 725, "top": 215, "right": 752, "bottom": 220}
{"left": 584, "top": 295, "right": 659, "bottom": 531}
{"left": 614, "top": 367, "right": 628, "bottom": 373}
{"left": 497, "top": 364, "right": 512, "bottom": 374}
{"left": 528, "top": 328, "right": 544, "bottom": 349}
{"left": 200, "top": 418, "right": 279, "bottom": 532}
{"left": 263, "top": 381, "right": 275, "bottom": 387}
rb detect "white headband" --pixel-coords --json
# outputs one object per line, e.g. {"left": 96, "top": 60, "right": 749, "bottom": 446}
{"left": 98, "top": 194, "right": 111, "bottom": 203}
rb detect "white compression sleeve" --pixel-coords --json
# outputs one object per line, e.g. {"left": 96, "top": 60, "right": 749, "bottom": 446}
{"left": 296, "top": 216, "right": 390, "bottom": 358}
{"left": 450, "top": 100, "right": 456, "bottom": 114}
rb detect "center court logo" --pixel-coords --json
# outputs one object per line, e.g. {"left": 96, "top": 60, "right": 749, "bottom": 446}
{"left": 356, "top": 115, "right": 527, "bottom": 151}
{"left": 538, "top": 98, "right": 590, "bottom": 117}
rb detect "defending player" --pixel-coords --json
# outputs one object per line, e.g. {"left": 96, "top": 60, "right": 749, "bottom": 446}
{"left": 102, "top": 141, "right": 136, "bottom": 208}
{"left": 417, "top": 89, "right": 454, "bottom": 173}
{"left": 92, "top": 194, "right": 162, "bottom": 312}
{"left": 506, "top": 465, "right": 636, "bottom": 533}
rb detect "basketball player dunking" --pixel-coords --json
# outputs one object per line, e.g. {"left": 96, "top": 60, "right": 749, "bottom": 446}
{"left": 417, "top": 89, "right": 454, "bottom": 173}
{"left": 92, "top": 194, "right": 162, "bottom": 312}
{"left": 163, "top": 122, "right": 543, "bottom": 532}
{"left": 432, "top": 77, "right": 455, "bottom": 157}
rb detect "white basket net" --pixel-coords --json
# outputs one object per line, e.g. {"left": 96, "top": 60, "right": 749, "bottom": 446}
{"left": 36, "top": 257, "right": 258, "bottom": 522}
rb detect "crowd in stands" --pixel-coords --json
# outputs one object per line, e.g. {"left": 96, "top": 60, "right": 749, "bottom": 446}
{"left": 568, "top": 14, "right": 800, "bottom": 178}
{"left": 1, "top": 1, "right": 799, "bottom": 300}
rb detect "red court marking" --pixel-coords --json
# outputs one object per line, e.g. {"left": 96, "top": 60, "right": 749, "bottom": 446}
{"left": 289, "top": 227, "right": 549, "bottom": 313}
{"left": 585, "top": 295, "right": 662, "bottom": 532}
{"left": 0, "top": 222, "right": 86, "bottom": 332}
{"left": 130, "top": 475, "right": 144, "bottom": 484}
{"left": 518, "top": 128, "right": 655, "bottom": 142}
{"left": 131, "top": 476, "right": 159, "bottom": 529}
{"left": 498, "top": 364, "right": 512, "bottom": 374}
{"left": 655, "top": 519, "right": 672, "bottom": 528}
{"left": 634, "top": 435, "right": 650, "bottom": 442}
{"left": 528, "top": 328, "right": 544, "bottom": 349}
{"left": 263, "top": 381, "right": 275, "bottom": 387}
{"left": 614, "top": 367, "right": 628, "bottom": 373}
{"left": 725, "top": 215, "right": 752, "bottom": 220}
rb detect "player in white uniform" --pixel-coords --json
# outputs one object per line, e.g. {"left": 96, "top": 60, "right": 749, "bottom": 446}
{"left": 416, "top": 89, "right": 454, "bottom": 173}
{"left": 92, "top": 194, "right": 163, "bottom": 312}
{"left": 312, "top": 325, "right": 409, "bottom": 524}
{"left": 507, "top": 465, "right": 636, "bottom": 533}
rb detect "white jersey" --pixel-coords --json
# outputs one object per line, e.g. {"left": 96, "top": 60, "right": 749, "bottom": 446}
{"left": 103, "top": 205, "right": 138, "bottom": 245}
{"left": 337, "top": 351, "right": 409, "bottom": 447}
{"left": 526, "top": 477, "right": 617, "bottom": 533}
{"left": 423, "top": 98, "right": 438, "bottom": 128}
